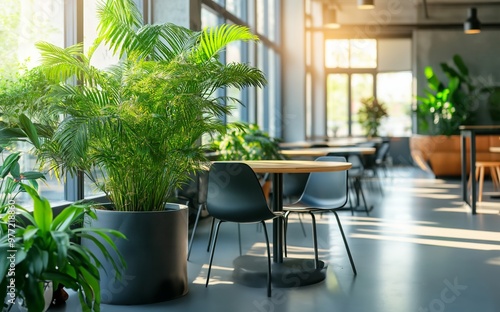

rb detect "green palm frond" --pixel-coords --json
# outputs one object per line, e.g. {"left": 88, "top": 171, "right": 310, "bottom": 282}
{"left": 209, "top": 62, "right": 267, "bottom": 90}
{"left": 131, "top": 24, "right": 195, "bottom": 61}
{"left": 196, "top": 24, "right": 259, "bottom": 61}
{"left": 35, "top": 42, "right": 92, "bottom": 84}
{"left": 96, "top": 0, "right": 142, "bottom": 58}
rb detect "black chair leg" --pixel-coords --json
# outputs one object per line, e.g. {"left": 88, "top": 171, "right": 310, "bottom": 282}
{"left": 309, "top": 212, "right": 319, "bottom": 269}
{"left": 238, "top": 224, "right": 242, "bottom": 256}
{"left": 284, "top": 211, "right": 290, "bottom": 257}
{"left": 332, "top": 211, "right": 357, "bottom": 275}
{"left": 354, "top": 178, "right": 370, "bottom": 216}
{"left": 188, "top": 203, "right": 204, "bottom": 260}
{"left": 206, "top": 220, "right": 223, "bottom": 287}
{"left": 357, "top": 179, "right": 370, "bottom": 216}
{"left": 348, "top": 179, "right": 355, "bottom": 215}
{"left": 260, "top": 221, "right": 272, "bottom": 297}
{"left": 207, "top": 217, "right": 216, "bottom": 252}
{"left": 206, "top": 218, "right": 243, "bottom": 255}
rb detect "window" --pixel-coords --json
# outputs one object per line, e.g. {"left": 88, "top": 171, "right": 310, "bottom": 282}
{"left": 0, "top": 0, "right": 66, "bottom": 205}
{"left": 202, "top": 1, "right": 282, "bottom": 137}
{"left": 325, "top": 38, "right": 412, "bottom": 137}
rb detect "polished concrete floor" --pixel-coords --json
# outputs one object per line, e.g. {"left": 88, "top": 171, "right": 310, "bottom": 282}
{"left": 54, "top": 166, "right": 500, "bottom": 312}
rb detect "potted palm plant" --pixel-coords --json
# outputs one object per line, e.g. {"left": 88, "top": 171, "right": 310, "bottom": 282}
{"left": 14, "top": 0, "right": 266, "bottom": 305}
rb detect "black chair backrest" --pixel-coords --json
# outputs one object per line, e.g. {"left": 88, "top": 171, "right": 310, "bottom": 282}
{"left": 298, "top": 156, "right": 348, "bottom": 209}
{"left": 346, "top": 154, "right": 364, "bottom": 177}
{"left": 207, "top": 162, "right": 275, "bottom": 223}
{"left": 283, "top": 173, "right": 310, "bottom": 198}
{"left": 375, "top": 141, "right": 390, "bottom": 163}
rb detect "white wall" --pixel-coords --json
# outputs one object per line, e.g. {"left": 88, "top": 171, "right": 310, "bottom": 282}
{"left": 282, "top": 0, "right": 307, "bottom": 141}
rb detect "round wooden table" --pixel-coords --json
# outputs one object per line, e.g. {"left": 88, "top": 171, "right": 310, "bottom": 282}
{"left": 280, "top": 146, "right": 375, "bottom": 158}
{"left": 213, "top": 160, "right": 352, "bottom": 288}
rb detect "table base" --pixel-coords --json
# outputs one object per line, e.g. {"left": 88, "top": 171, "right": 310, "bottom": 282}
{"left": 232, "top": 255, "right": 327, "bottom": 288}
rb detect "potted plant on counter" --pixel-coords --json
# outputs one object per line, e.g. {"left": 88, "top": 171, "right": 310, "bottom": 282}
{"left": 410, "top": 54, "right": 500, "bottom": 177}
{"left": 13, "top": 0, "right": 266, "bottom": 305}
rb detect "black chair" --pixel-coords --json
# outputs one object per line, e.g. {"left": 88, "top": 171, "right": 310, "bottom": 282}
{"left": 356, "top": 141, "right": 387, "bottom": 195}
{"left": 374, "top": 140, "right": 391, "bottom": 178}
{"left": 346, "top": 153, "right": 371, "bottom": 215}
{"left": 283, "top": 156, "right": 357, "bottom": 275}
{"left": 205, "top": 162, "right": 284, "bottom": 297}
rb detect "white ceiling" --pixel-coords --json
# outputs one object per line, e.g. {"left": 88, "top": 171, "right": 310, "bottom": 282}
{"left": 326, "top": 0, "right": 500, "bottom": 25}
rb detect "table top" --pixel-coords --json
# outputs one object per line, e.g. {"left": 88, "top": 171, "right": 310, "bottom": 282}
{"left": 459, "top": 125, "right": 500, "bottom": 132}
{"left": 213, "top": 160, "right": 352, "bottom": 173}
{"left": 281, "top": 147, "right": 375, "bottom": 157}
{"left": 279, "top": 137, "right": 381, "bottom": 149}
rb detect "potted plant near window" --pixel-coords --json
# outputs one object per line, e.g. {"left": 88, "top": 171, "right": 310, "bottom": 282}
{"left": 358, "top": 97, "right": 388, "bottom": 138}
{"left": 211, "top": 122, "right": 283, "bottom": 161}
{"left": 211, "top": 122, "right": 283, "bottom": 198}
{"left": 12, "top": 0, "right": 266, "bottom": 305}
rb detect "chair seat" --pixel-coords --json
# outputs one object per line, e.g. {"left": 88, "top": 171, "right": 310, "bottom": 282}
{"left": 284, "top": 198, "right": 346, "bottom": 212}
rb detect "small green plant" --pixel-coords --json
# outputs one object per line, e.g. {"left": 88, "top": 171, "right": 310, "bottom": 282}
{"left": 416, "top": 54, "right": 477, "bottom": 135}
{"left": 211, "top": 122, "right": 283, "bottom": 161}
{"left": 0, "top": 184, "right": 126, "bottom": 312}
{"left": 358, "top": 97, "right": 388, "bottom": 137}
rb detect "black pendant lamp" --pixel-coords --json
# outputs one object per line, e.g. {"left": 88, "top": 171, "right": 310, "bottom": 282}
{"left": 357, "top": 0, "right": 374, "bottom": 9}
{"left": 464, "top": 7, "right": 481, "bottom": 34}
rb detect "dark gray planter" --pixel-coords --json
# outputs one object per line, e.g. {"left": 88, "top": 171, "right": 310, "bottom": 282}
{"left": 83, "top": 203, "right": 189, "bottom": 305}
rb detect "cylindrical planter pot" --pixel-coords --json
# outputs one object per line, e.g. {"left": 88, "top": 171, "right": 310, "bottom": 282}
{"left": 83, "top": 203, "right": 189, "bottom": 305}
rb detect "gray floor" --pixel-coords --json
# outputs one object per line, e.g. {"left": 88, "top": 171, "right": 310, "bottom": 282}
{"left": 54, "top": 166, "right": 500, "bottom": 312}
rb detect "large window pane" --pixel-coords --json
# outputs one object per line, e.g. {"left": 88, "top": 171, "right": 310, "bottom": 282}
{"left": 325, "top": 39, "right": 376, "bottom": 68}
{"left": 350, "top": 39, "right": 377, "bottom": 68}
{"left": 0, "top": 0, "right": 65, "bottom": 205}
{"left": 377, "top": 72, "right": 412, "bottom": 136}
{"left": 267, "top": 0, "right": 277, "bottom": 41}
{"left": 202, "top": 6, "right": 220, "bottom": 27}
{"left": 226, "top": 0, "right": 245, "bottom": 20}
{"left": 84, "top": 0, "right": 119, "bottom": 69}
{"left": 351, "top": 74, "right": 374, "bottom": 136}
{"left": 0, "top": 0, "right": 64, "bottom": 72}
{"left": 326, "top": 74, "right": 348, "bottom": 137}
{"left": 226, "top": 41, "right": 243, "bottom": 123}
{"left": 325, "top": 39, "right": 349, "bottom": 68}
{"left": 256, "top": 0, "right": 265, "bottom": 35}
{"left": 268, "top": 49, "right": 278, "bottom": 136}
